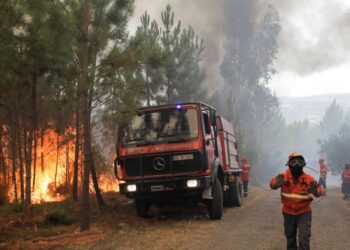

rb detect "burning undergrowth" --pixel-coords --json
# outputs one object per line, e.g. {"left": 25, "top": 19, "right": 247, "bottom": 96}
{"left": 1, "top": 127, "right": 118, "bottom": 205}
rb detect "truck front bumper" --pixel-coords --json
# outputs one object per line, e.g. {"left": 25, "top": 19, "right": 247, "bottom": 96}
{"left": 119, "top": 176, "right": 212, "bottom": 199}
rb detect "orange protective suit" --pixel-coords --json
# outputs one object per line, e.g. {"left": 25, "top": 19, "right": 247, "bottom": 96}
{"left": 270, "top": 169, "right": 324, "bottom": 215}
{"left": 342, "top": 168, "right": 350, "bottom": 183}
{"left": 319, "top": 162, "right": 328, "bottom": 178}
{"left": 240, "top": 160, "right": 251, "bottom": 182}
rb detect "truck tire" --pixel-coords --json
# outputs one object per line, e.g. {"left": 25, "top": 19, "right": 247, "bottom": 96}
{"left": 208, "top": 177, "right": 223, "bottom": 220}
{"left": 224, "top": 184, "right": 235, "bottom": 208}
{"left": 135, "top": 199, "right": 150, "bottom": 218}
{"left": 223, "top": 188, "right": 230, "bottom": 207}
{"left": 232, "top": 176, "right": 243, "bottom": 207}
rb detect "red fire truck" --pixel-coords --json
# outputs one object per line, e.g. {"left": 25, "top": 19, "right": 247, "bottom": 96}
{"left": 115, "top": 102, "right": 242, "bottom": 219}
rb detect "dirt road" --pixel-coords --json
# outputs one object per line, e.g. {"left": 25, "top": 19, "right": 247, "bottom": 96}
{"left": 73, "top": 187, "right": 350, "bottom": 250}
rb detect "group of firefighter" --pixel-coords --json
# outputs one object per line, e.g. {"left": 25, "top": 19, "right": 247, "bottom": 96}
{"left": 240, "top": 153, "right": 350, "bottom": 250}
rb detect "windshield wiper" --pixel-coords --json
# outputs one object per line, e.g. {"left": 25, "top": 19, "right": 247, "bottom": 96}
{"left": 124, "top": 138, "right": 154, "bottom": 147}
{"left": 166, "top": 136, "right": 187, "bottom": 143}
{"left": 136, "top": 139, "right": 154, "bottom": 146}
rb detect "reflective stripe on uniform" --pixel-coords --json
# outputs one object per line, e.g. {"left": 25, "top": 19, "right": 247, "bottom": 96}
{"left": 281, "top": 192, "right": 311, "bottom": 199}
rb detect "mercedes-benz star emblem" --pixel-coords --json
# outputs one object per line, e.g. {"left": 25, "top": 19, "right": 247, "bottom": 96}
{"left": 153, "top": 157, "right": 166, "bottom": 171}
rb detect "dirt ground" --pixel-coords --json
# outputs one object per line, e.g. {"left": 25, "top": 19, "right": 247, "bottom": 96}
{"left": 1, "top": 187, "right": 349, "bottom": 250}
{"left": 74, "top": 187, "right": 350, "bottom": 250}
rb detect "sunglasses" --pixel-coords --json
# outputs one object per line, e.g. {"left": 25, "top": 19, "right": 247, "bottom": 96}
{"left": 288, "top": 158, "right": 305, "bottom": 167}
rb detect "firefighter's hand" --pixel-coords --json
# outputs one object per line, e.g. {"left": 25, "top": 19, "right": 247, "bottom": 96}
{"left": 308, "top": 181, "right": 320, "bottom": 196}
{"left": 274, "top": 174, "right": 284, "bottom": 188}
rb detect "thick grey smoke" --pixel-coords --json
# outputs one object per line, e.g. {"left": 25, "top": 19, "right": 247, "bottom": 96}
{"left": 130, "top": 1, "right": 350, "bottom": 87}
{"left": 130, "top": 0, "right": 225, "bottom": 89}
{"left": 259, "top": 0, "right": 350, "bottom": 76}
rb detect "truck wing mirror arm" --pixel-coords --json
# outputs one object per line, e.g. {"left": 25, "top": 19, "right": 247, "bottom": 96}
{"left": 114, "top": 157, "right": 121, "bottom": 179}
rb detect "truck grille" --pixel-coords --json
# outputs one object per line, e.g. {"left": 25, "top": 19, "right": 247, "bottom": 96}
{"left": 124, "top": 152, "right": 202, "bottom": 177}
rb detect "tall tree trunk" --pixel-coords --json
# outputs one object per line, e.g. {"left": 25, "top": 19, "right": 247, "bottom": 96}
{"left": 25, "top": 78, "right": 37, "bottom": 210}
{"left": 87, "top": 4, "right": 105, "bottom": 208}
{"left": 40, "top": 97, "right": 44, "bottom": 172}
{"left": 66, "top": 137, "right": 69, "bottom": 185}
{"left": 80, "top": 0, "right": 90, "bottom": 232}
{"left": 55, "top": 133, "right": 59, "bottom": 187}
{"left": 11, "top": 123, "right": 18, "bottom": 201}
{"left": 146, "top": 66, "right": 150, "bottom": 106}
{"left": 87, "top": 92, "right": 105, "bottom": 208}
{"left": 0, "top": 127, "right": 7, "bottom": 187}
{"left": 23, "top": 128, "right": 27, "bottom": 165}
{"left": 73, "top": 103, "right": 80, "bottom": 201}
{"left": 17, "top": 118, "right": 24, "bottom": 203}
{"left": 32, "top": 129, "right": 37, "bottom": 192}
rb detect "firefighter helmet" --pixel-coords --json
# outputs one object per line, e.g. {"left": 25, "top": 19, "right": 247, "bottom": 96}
{"left": 286, "top": 152, "right": 306, "bottom": 167}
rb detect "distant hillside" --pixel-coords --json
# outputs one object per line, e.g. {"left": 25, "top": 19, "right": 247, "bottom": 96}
{"left": 279, "top": 94, "right": 350, "bottom": 124}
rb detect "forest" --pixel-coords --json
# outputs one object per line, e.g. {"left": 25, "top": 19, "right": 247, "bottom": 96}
{"left": 0, "top": 0, "right": 349, "bottom": 243}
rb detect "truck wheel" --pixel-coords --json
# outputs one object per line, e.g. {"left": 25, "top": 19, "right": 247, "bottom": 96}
{"left": 223, "top": 188, "right": 230, "bottom": 207}
{"left": 135, "top": 199, "right": 150, "bottom": 218}
{"left": 224, "top": 184, "right": 235, "bottom": 208}
{"left": 208, "top": 177, "right": 223, "bottom": 220}
{"left": 232, "top": 176, "right": 243, "bottom": 207}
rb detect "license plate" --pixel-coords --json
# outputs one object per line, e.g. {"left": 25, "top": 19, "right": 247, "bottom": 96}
{"left": 173, "top": 154, "right": 194, "bottom": 161}
{"left": 151, "top": 185, "right": 165, "bottom": 192}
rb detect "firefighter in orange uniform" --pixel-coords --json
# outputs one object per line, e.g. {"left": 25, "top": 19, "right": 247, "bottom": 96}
{"left": 240, "top": 158, "right": 251, "bottom": 197}
{"left": 341, "top": 163, "right": 350, "bottom": 199}
{"left": 270, "top": 152, "right": 324, "bottom": 250}
{"left": 318, "top": 158, "right": 328, "bottom": 190}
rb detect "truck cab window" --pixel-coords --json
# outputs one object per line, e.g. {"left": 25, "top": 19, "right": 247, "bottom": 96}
{"left": 122, "top": 108, "right": 199, "bottom": 147}
{"left": 203, "top": 113, "right": 211, "bottom": 135}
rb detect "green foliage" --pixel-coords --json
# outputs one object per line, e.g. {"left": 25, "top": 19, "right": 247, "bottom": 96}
{"left": 0, "top": 201, "right": 23, "bottom": 216}
{"left": 320, "top": 125, "right": 350, "bottom": 170}
{"left": 318, "top": 101, "right": 350, "bottom": 170}
{"left": 128, "top": 5, "right": 206, "bottom": 105}
{"left": 45, "top": 209, "right": 76, "bottom": 225}
{"left": 319, "top": 99, "right": 344, "bottom": 138}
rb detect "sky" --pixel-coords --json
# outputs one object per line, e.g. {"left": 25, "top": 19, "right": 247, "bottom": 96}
{"left": 130, "top": 0, "right": 350, "bottom": 97}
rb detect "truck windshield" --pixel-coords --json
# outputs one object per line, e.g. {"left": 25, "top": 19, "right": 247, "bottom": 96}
{"left": 121, "top": 108, "right": 199, "bottom": 147}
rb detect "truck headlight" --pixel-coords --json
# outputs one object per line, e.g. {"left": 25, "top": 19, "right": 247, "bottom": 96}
{"left": 126, "top": 184, "right": 137, "bottom": 192}
{"left": 187, "top": 179, "right": 199, "bottom": 188}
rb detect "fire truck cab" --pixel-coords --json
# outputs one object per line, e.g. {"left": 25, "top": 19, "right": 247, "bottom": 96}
{"left": 115, "top": 102, "right": 242, "bottom": 219}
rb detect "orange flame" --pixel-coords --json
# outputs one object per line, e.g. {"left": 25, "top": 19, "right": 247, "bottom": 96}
{"left": 8, "top": 129, "right": 118, "bottom": 204}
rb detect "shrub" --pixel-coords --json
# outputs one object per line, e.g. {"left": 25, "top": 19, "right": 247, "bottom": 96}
{"left": 45, "top": 209, "right": 76, "bottom": 225}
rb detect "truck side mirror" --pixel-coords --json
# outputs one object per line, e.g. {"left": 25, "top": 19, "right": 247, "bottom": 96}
{"left": 114, "top": 157, "right": 118, "bottom": 178}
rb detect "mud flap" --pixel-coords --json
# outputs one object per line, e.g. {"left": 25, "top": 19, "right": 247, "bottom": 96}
{"left": 202, "top": 186, "right": 213, "bottom": 199}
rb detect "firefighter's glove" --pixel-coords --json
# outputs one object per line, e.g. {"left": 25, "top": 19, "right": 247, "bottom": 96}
{"left": 308, "top": 181, "right": 320, "bottom": 196}
{"left": 274, "top": 174, "right": 284, "bottom": 188}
